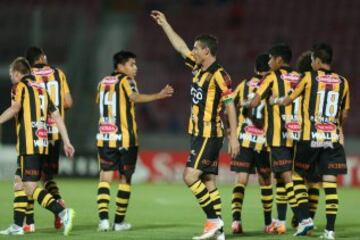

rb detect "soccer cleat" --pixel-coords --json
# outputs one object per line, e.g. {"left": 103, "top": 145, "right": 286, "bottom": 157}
{"left": 293, "top": 218, "right": 314, "bottom": 236}
{"left": 98, "top": 219, "right": 110, "bottom": 232}
{"left": 320, "top": 230, "right": 335, "bottom": 240}
{"left": 231, "top": 221, "right": 243, "bottom": 234}
{"left": 215, "top": 227, "right": 225, "bottom": 240}
{"left": 113, "top": 222, "right": 132, "bottom": 231}
{"left": 55, "top": 199, "right": 66, "bottom": 230}
{"left": 275, "top": 221, "right": 287, "bottom": 234}
{"left": 264, "top": 219, "right": 277, "bottom": 234}
{"left": 192, "top": 219, "right": 224, "bottom": 240}
{"left": 0, "top": 224, "right": 24, "bottom": 235}
{"left": 23, "top": 223, "right": 35, "bottom": 233}
{"left": 61, "top": 208, "right": 75, "bottom": 236}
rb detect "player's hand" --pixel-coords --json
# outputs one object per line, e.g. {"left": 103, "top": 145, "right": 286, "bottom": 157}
{"left": 228, "top": 134, "right": 240, "bottom": 159}
{"left": 150, "top": 10, "right": 168, "bottom": 26}
{"left": 159, "top": 84, "right": 174, "bottom": 98}
{"left": 63, "top": 143, "right": 75, "bottom": 159}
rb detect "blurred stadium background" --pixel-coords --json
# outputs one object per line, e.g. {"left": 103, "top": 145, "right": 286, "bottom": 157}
{"left": 0, "top": 0, "right": 360, "bottom": 186}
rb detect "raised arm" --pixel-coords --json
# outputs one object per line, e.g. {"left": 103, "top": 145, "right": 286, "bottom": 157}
{"left": 151, "top": 10, "right": 191, "bottom": 58}
{"left": 129, "top": 84, "right": 174, "bottom": 103}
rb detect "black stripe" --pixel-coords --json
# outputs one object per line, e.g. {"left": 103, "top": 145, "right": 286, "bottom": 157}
{"left": 198, "top": 75, "right": 209, "bottom": 136}
{"left": 117, "top": 191, "right": 130, "bottom": 199}
{"left": 309, "top": 71, "right": 318, "bottom": 136}
{"left": 211, "top": 78, "right": 222, "bottom": 136}
{"left": 27, "top": 84, "right": 38, "bottom": 153}
{"left": 275, "top": 71, "right": 286, "bottom": 145}
{"left": 98, "top": 188, "right": 110, "bottom": 195}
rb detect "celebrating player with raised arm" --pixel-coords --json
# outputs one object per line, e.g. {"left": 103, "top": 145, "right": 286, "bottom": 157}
{"left": 151, "top": 10, "right": 239, "bottom": 240}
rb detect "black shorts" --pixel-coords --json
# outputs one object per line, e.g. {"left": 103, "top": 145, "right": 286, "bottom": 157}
{"left": 42, "top": 140, "right": 61, "bottom": 180}
{"left": 231, "top": 147, "right": 271, "bottom": 179}
{"left": 186, "top": 136, "right": 223, "bottom": 175}
{"left": 294, "top": 141, "right": 347, "bottom": 177}
{"left": 98, "top": 146, "right": 138, "bottom": 177}
{"left": 17, "top": 154, "right": 47, "bottom": 182}
{"left": 270, "top": 146, "right": 294, "bottom": 174}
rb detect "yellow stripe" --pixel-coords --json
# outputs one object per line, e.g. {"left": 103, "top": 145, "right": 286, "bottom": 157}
{"left": 203, "top": 79, "right": 216, "bottom": 136}
{"left": 323, "top": 182, "right": 337, "bottom": 188}
{"left": 116, "top": 198, "right": 129, "bottom": 204}
{"left": 325, "top": 194, "right": 338, "bottom": 200}
{"left": 41, "top": 194, "right": 53, "bottom": 207}
{"left": 120, "top": 80, "right": 130, "bottom": 148}
{"left": 98, "top": 203, "right": 109, "bottom": 209}
{"left": 33, "top": 188, "right": 42, "bottom": 200}
{"left": 14, "top": 202, "right": 28, "bottom": 208}
{"left": 97, "top": 194, "right": 110, "bottom": 201}
{"left": 261, "top": 196, "right": 273, "bottom": 201}
{"left": 118, "top": 184, "right": 131, "bottom": 192}
{"left": 99, "top": 181, "right": 110, "bottom": 189}
{"left": 232, "top": 193, "right": 244, "bottom": 199}
{"left": 14, "top": 190, "right": 26, "bottom": 197}
{"left": 200, "top": 198, "right": 212, "bottom": 207}
{"left": 23, "top": 88, "right": 34, "bottom": 154}
{"left": 194, "top": 138, "right": 208, "bottom": 169}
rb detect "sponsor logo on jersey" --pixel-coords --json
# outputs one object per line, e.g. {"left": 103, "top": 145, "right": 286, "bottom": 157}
{"left": 36, "top": 128, "right": 48, "bottom": 139}
{"left": 315, "top": 123, "right": 336, "bottom": 132}
{"left": 32, "top": 68, "right": 54, "bottom": 76}
{"left": 285, "top": 121, "right": 301, "bottom": 132}
{"left": 101, "top": 76, "right": 119, "bottom": 85}
{"left": 244, "top": 125, "right": 264, "bottom": 136}
{"left": 281, "top": 73, "right": 300, "bottom": 83}
{"left": 99, "top": 123, "right": 118, "bottom": 133}
{"left": 316, "top": 75, "right": 341, "bottom": 84}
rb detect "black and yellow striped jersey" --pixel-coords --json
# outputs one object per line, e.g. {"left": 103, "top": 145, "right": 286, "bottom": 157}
{"left": 32, "top": 64, "right": 70, "bottom": 141}
{"left": 12, "top": 75, "right": 57, "bottom": 155}
{"left": 256, "top": 67, "right": 302, "bottom": 147}
{"left": 185, "top": 53, "right": 233, "bottom": 138}
{"left": 289, "top": 69, "right": 350, "bottom": 143}
{"left": 233, "top": 75, "right": 267, "bottom": 151}
{"left": 96, "top": 72, "right": 138, "bottom": 149}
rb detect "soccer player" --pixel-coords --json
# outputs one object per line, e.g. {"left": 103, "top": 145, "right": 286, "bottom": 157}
{"left": 96, "top": 51, "right": 174, "bottom": 232}
{"left": 230, "top": 54, "right": 274, "bottom": 234}
{"left": 0, "top": 57, "right": 75, "bottom": 236}
{"left": 151, "top": 10, "right": 239, "bottom": 240}
{"left": 275, "top": 43, "right": 350, "bottom": 240}
{"left": 249, "top": 44, "right": 313, "bottom": 236}
{"left": 19, "top": 46, "right": 73, "bottom": 232}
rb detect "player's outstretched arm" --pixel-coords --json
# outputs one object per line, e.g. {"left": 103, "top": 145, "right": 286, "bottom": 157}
{"left": 151, "top": 10, "right": 190, "bottom": 58}
{"left": 0, "top": 102, "right": 21, "bottom": 124}
{"left": 51, "top": 110, "right": 75, "bottom": 159}
{"left": 225, "top": 102, "right": 240, "bottom": 159}
{"left": 129, "top": 84, "right": 174, "bottom": 103}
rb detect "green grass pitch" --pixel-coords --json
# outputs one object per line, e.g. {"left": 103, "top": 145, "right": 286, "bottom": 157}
{"left": 0, "top": 179, "right": 359, "bottom": 239}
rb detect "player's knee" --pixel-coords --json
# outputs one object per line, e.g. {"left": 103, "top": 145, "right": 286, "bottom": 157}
{"left": 23, "top": 183, "right": 36, "bottom": 197}
{"left": 183, "top": 169, "right": 199, "bottom": 186}
{"left": 235, "top": 173, "right": 248, "bottom": 185}
{"left": 99, "top": 170, "right": 113, "bottom": 183}
{"left": 13, "top": 176, "right": 24, "bottom": 191}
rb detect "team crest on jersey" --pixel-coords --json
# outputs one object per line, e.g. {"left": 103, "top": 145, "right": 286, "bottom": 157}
{"left": 101, "top": 76, "right": 119, "bottom": 85}
{"left": 285, "top": 121, "right": 301, "bottom": 132}
{"left": 315, "top": 123, "right": 336, "bottom": 132}
{"left": 245, "top": 125, "right": 264, "bottom": 136}
{"left": 316, "top": 75, "right": 341, "bottom": 84}
{"left": 99, "top": 123, "right": 118, "bottom": 133}
{"left": 36, "top": 128, "right": 48, "bottom": 139}
{"left": 32, "top": 68, "right": 54, "bottom": 76}
{"left": 47, "top": 116, "right": 56, "bottom": 125}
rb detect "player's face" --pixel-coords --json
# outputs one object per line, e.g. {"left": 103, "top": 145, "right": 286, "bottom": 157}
{"left": 268, "top": 55, "right": 282, "bottom": 71}
{"left": 120, "top": 58, "right": 137, "bottom": 78}
{"left": 192, "top": 41, "right": 208, "bottom": 65}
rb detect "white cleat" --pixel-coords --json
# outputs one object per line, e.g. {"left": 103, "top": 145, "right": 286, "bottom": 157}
{"left": 0, "top": 224, "right": 24, "bottom": 235}
{"left": 98, "top": 219, "right": 110, "bottom": 232}
{"left": 113, "top": 222, "right": 132, "bottom": 231}
{"left": 293, "top": 218, "right": 314, "bottom": 236}
{"left": 60, "top": 208, "right": 75, "bottom": 236}
{"left": 215, "top": 227, "right": 225, "bottom": 240}
{"left": 192, "top": 219, "right": 224, "bottom": 240}
{"left": 320, "top": 230, "right": 335, "bottom": 240}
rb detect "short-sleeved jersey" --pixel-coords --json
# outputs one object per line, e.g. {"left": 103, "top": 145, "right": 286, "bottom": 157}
{"left": 96, "top": 72, "right": 138, "bottom": 149}
{"left": 233, "top": 75, "right": 267, "bottom": 151}
{"left": 256, "top": 67, "right": 302, "bottom": 147}
{"left": 32, "top": 64, "right": 70, "bottom": 141}
{"left": 289, "top": 69, "right": 350, "bottom": 143}
{"left": 185, "top": 54, "right": 233, "bottom": 138}
{"left": 12, "top": 75, "right": 57, "bottom": 155}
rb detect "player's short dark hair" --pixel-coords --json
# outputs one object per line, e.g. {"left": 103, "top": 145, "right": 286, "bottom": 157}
{"left": 10, "top": 57, "right": 32, "bottom": 75}
{"left": 194, "top": 34, "right": 218, "bottom": 56}
{"left": 296, "top": 51, "right": 312, "bottom": 73}
{"left": 312, "top": 43, "right": 333, "bottom": 64}
{"left": 269, "top": 43, "right": 292, "bottom": 64}
{"left": 113, "top": 51, "right": 136, "bottom": 69}
{"left": 255, "top": 53, "right": 270, "bottom": 72}
{"left": 25, "top": 46, "right": 45, "bottom": 66}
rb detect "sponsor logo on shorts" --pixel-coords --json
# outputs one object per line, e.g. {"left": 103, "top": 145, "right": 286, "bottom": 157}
{"left": 315, "top": 123, "right": 336, "bottom": 132}
{"left": 316, "top": 75, "right": 341, "bottom": 84}
{"left": 295, "top": 162, "right": 310, "bottom": 170}
{"left": 328, "top": 163, "right": 347, "bottom": 169}
{"left": 99, "top": 123, "right": 118, "bottom": 133}
{"left": 24, "top": 169, "right": 40, "bottom": 176}
{"left": 285, "top": 121, "right": 301, "bottom": 132}
{"left": 245, "top": 125, "right": 264, "bottom": 136}
{"left": 273, "top": 160, "right": 292, "bottom": 167}
{"left": 201, "top": 159, "right": 217, "bottom": 167}
{"left": 231, "top": 161, "right": 250, "bottom": 168}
